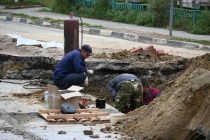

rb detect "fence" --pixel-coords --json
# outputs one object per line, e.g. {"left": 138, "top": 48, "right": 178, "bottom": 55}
{"left": 174, "top": 8, "right": 206, "bottom": 25}
{"left": 83, "top": 0, "right": 95, "bottom": 8}
{"left": 111, "top": 2, "right": 150, "bottom": 11}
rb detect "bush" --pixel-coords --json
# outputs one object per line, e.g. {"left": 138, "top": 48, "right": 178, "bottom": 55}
{"left": 40, "top": 0, "right": 57, "bottom": 9}
{"left": 47, "top": 0, "right": 71, "bottom": 14}
{"left": 105, "top": 10, "right": 115, "bottom": 20}
{"left": 0, "top": 0, "right": 41, "bottom": 5}
{"left": 173, "top": 16, "right": 192, "bottom": 31}
{"left": 190, "top": 12, "right": 210, "bottom": 34}
{"left": 135, "top": 12, "right": 154, "bottom": 26}
{"left": 125, "top": 10, "right": 138, "bottom": 24}
{"left": 147, "top": 0, "right": 170, "bottom": 27}
{"left": 89, "top": 0, "right": 111, "bottom": 19}
{"left": 112, "top": 10, "right": 127, "bottom": 22}
{"left": 77, "top": 7, "right": 90, "bottom": 17}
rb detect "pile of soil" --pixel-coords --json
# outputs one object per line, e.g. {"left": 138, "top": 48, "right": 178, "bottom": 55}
{"left": 117, "top": 53, "right": 210, "bottom": 140}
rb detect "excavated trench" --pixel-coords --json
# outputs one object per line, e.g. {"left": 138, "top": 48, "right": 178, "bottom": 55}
{"left": 0, "top": 53, "right": 187, "bottom": 104}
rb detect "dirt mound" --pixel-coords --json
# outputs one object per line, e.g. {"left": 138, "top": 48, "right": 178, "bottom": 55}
{"left": 118, "top": 53, "right": 210, "bottom": 139}
{"left": 94, "top": 49, "right": 182, "bottom": 62}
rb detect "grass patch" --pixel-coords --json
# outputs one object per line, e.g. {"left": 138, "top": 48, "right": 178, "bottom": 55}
{"left": 80, "top": 22, "right": 105, "bottom": 29}
{"left": 170, "top": 37, "right": 210, "bottom": 46}
{"left": 11, "top": 13, "right": 39, "bottom": 20}
{"left": 38, "top": 8, "right": 52, "bottom": 12}
{"left": 43, "top": 17, "right": 63, "bottom": 23}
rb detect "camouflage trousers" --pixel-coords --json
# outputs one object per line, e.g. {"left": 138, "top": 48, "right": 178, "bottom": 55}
{"left": 115, "top": 81, "right": 143, "bottom": 113}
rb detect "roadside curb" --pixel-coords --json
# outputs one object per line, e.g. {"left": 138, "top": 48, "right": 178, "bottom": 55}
{"left": 1, "top": 15, "right": 210, "bottom": 51}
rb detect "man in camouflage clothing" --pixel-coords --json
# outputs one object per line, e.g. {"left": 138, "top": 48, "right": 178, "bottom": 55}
{"left": 108, "top": 73, "right": 143, "bottom": 113}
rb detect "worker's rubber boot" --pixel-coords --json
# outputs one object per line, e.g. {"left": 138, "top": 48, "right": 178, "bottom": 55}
{"left": 59, "top": 83, "right": 71, "bottom": 90}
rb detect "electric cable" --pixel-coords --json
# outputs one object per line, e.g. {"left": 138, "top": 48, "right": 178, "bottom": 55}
{"left": 0, "top": 79, "right": 29, "bottom": 84}
{"left": 23, "top": 80, "right": 47, "bottom": 89}
{"left": 78, "top": 16, "right": 83, "bottom": 47}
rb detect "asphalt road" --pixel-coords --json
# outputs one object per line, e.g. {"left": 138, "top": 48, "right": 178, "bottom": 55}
{"left": 0, "top": 6, "right": 210, "bottom": 41}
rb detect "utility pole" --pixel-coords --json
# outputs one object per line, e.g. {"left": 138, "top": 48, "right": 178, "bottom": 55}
{"left": 169, "top": 0, "right": 174, "bottom": 36}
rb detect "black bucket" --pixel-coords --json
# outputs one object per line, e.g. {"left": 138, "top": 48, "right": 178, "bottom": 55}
{"left": 95, "top": 99, "right": 106, "bottom": 109}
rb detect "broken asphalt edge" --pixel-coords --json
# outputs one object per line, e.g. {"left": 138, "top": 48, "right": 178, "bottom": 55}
{"left": 1, "top": 15, "right": 210, "bottom": 51}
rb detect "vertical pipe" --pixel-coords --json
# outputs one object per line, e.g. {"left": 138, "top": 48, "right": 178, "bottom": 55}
{"left": 64, "top": 14, "right": 79, "bottom": 55}
{"left": 169, "top": 0, "right": 174, "bottom": 36}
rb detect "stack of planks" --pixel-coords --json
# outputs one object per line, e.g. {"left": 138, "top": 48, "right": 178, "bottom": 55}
{"left": 39, "top": 108, "right": 110, "bottom": 124}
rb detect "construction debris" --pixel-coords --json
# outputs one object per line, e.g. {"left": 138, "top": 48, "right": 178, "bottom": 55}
{"left": 83, "top": 130, "right": 93, "bottom": 135}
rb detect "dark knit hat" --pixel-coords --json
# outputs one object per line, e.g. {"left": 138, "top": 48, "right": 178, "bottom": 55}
{"left": 81, "top": 45, "right": 92, "bottom": 56}
{"left": 141, "top": 78, "right": 150, "bottom": 87}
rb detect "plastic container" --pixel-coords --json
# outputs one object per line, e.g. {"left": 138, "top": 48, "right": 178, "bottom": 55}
{"left": 44, "top": 92, "right": 49, "bottom": 109}
{"left": 82, "top": 97, "right": 86, "bottom": 106}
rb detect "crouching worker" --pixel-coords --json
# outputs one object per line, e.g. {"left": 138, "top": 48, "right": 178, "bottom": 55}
{"left": 141, "top": 78, "right": 160, "bottom": 105}
{"left": 108, "top": 73, "right": 143, "bottom": 113}
{"left": 53, "top": 45, "right": 94, "bottom": 89}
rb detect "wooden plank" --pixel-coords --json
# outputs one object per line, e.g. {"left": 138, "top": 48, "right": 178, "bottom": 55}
{"left": 90, "top": 117, "right": 100, "bottom": 122}
{"left": 67, "top": 119, "right": 77, "bottom": 122}
{"left": 48, "top": 119, "right": 55, "bottom": 121}
{"left": 39, "top": 109, "right": 61, "bottom": 113}
{"left": 78, "top": 118, "right": 89, "bottom": 122}
{"left": 100, "top": 118, "right": 111, "bottom": 121}
{"left": 48, "top": 121, "right": 83, "bottom": 124}
{"left": 39, "top": 108, "right": 99, "bottom": 114}
{"left": 47, "top": 112, "right": 109, "bottom": 119}
{"left": 76, "top": 108, "right": 99, "bottom": 113}
{"left": 100, "top": 120, "right": 111, "bottom": 123}
{"left": 47, "top": 118, "right": 110, "bottom": 124}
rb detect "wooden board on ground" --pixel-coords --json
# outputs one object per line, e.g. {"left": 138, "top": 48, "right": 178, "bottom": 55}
{"left": 39, "top": 108, "right": 110, "bottom": 124}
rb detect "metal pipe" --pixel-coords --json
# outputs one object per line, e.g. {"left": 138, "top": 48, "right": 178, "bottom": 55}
{"left": 64, "top": 12, "right": 79, "bottom": 55}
